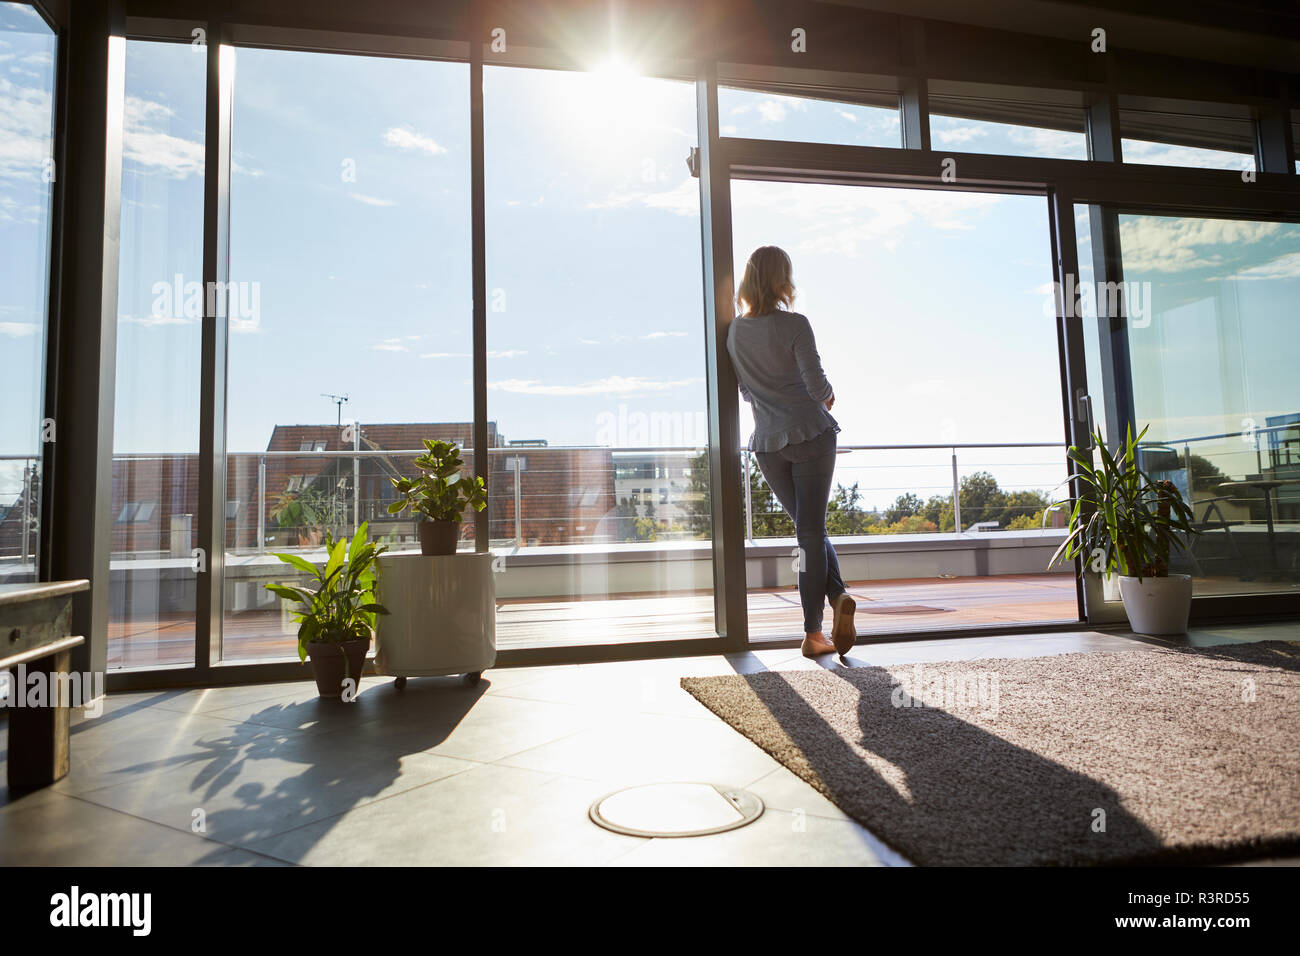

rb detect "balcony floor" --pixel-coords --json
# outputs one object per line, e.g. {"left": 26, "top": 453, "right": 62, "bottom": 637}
{"left": 106, "top": 572, "right": 1294, "bottom": 667}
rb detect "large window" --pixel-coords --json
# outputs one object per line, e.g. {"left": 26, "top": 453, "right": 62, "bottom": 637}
{"left": 222, "top": 48, "right": 471, "bottom": 663}
{"left": 0, "top": 2, "right": 56, "bottom": 585}
{"left": 484, "top": 64, "right": 713, "bottom": 649}
{"left": 1112, "top": 212, "right": 1300, "bottom": 593}
{"left": 109, "top": 39, "right": 205, "bottom": 668}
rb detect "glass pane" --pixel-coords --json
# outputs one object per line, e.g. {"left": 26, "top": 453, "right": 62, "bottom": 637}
{"left": 731, "top": 180, "right": 1077, "bottom": 640}
{"left": 0, "top": 2, "right": 56, "bottom": 585}
{"left": 484, "top": 64, "right": 713, "bottom": 649}
{"left": 1116, "top": 212, "right": 1300, "bottom": 594}
{"left": 929, "top": 89, "right": 1087, "bottom": 160}
{"left": 223, "top": 48, "right": 471, "bottom": 663}
{"left": 719, "top": 84, "right": 900, "bottom": 147}
{"left": 1120, "top": 97, "right": 1255, "bottom": 172}
{"left": 110, "top": 39, "right": 205, "bottom": 668}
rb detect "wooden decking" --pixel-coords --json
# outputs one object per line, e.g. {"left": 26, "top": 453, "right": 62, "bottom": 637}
{"left": 107, "top": 573, "right": 1082, "bottom": 667}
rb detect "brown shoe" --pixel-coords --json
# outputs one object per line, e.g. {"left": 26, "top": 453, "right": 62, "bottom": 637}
{"left": 801, "top": 631, "right": 836, "bottom": 658}
{"left": 830, "top": 592, "right": 856, "bottom": 655}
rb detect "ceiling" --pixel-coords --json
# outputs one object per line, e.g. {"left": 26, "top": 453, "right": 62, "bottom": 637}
{"left": 830, "top": 0, "right": 1300, "bottom": 74}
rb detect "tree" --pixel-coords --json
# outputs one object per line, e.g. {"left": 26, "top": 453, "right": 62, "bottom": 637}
{"left": 827, "top": 482, "right": 880, "bottom": 535}
{"left": 883, "top": 492, "right": 923, "bottom": 524}
{"left": 998, "top": 489, "right": 1051, "bottom": 527}
{"left": 684, "top": 452, "right": 712, "bottom": 538}
{"left": 749, "top": 457, "right": 794, "bottom": 537}
{"left": 922, "top": 493, "right": 951, "bottom": 530}
{"left": 614, "top": 497, "right": 639, "bottom": 542}
{"left": 955, "top": 471, "right": 1007, "bottom": 530}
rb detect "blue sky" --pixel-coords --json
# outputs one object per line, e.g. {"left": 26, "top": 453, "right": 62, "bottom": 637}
{"left": 0, "top": 2, "right": 54, "bottom": 507}
{"left": 3, "top": 22, "right": 1298, "bottom": 514}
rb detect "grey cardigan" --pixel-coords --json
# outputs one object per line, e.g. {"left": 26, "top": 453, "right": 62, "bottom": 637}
{"left": 726, "top": 310, "right": 839, "bottom": 452}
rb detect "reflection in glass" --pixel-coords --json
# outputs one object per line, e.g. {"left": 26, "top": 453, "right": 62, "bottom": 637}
{"left": 109, "top": 40, "right": 205, "bottom": 668}
{"left": 0, "top": 3, "right": 56, "bottom": 585}
{"left": 1117, "top": 213, "right": 1300, "bottom": 593}
{"left": 719, "top": 85, "right": 900, "bottom": 147}
{"left": 484, "top": 65, "right": 714, "bottom": 649}
{"left": 222, "top": 49, "right": 471, "bottom": 662}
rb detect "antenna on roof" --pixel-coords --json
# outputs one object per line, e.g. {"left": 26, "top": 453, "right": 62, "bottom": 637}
{"left": 322, "top": 393, "right": 349, "bottom": 429}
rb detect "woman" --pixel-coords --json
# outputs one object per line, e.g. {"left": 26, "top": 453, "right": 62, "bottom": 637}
{"left": 727, "top": 245, "right": 855, "bottom": 658}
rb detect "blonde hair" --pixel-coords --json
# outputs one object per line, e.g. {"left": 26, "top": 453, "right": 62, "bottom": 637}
{"left": 737, "top": 245, "right": 795, "bottom": 317}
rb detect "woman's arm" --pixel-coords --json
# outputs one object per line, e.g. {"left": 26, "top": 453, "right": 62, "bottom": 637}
{"left": 791, "top": 314, "right": 834, "bottom": 403}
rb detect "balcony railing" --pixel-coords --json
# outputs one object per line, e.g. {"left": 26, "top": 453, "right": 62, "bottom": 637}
{"left": 7, "top": 422, "right": 1292, "bottom": 571}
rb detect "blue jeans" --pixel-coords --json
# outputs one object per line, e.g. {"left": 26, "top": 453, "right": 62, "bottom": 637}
{"left": 754, "top": 429, "right": 845, "bottom": 633}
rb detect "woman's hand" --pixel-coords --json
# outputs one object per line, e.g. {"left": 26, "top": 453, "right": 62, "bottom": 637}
{"left": 824, "top": 394, "right": 835, "bottom": 411}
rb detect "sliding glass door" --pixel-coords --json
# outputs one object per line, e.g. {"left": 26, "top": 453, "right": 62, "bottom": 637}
{"left": 1091, "top": 210, "right": 1300, "bottom": 596}
{"left": 729, "top": 178, "right": 1080, "bottom": 641}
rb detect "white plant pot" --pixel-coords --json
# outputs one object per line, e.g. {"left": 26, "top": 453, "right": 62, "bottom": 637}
{"left": 1118, "top": 573, "right": 1193, "bottom": 635}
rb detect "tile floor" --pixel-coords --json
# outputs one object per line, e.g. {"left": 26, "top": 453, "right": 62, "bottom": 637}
{"left": 2, "top": 620, "right": 1296, "bottom": 866}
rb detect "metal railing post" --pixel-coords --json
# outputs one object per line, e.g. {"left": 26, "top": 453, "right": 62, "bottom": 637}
{"left": 21, "top": 459, "right": 32, "bottom": 568}
{"left": 951, "top": 448, "right": 962, "bottom": 534}
{"left": 256, "top": 454, "right": 266, "bottom": 555}
{"left": 743, "top": 450, "right": 754, "bottom": 543}
{"left": 513, "top": 461, "right": 522, "bottom": 549}
{"left": 352, "top": 426, "right": 360, "bottom": 534}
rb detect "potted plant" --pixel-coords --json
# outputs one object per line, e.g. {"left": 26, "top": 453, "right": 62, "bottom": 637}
{"left": 387, "top": 439, "right": 487, "bottom": 555}
{"left": 1050, "top": 425, "right": 1200, "bottom": 634}
{"left": 264, "top": 522, "right": 389, "bottom": 698}
{"left": 268, "top": 484, "right": 333, "bottom": 547}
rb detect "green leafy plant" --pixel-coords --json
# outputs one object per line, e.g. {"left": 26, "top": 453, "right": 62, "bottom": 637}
{"left": 387, "top": 439, "right": 487, "bottom": 523}
{"left": 269, "top": 484, "right": 335, "bottom": 541}
{"left": 1049, "top": 425, "right": 1198, "bottom": 580}
{"left": 264, "top": 521, "right": 390, "bottom": 663}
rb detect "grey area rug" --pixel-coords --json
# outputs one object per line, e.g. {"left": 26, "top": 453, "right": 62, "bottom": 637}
{"left": 681, "top": 641, "right": 1300, "bottom": 866}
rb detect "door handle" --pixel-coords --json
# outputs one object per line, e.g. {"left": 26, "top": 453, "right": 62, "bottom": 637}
{"left": 1076, "top": 390, "right": 1095, "bottom": 448}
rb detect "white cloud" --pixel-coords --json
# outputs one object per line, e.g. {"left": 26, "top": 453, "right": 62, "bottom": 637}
{"left": 0, "top": 74, "right": 53, "bottom": 183}
{"left": 350, "top": 193, "right": 395, "bottom": 207}
{"left": 384, "top": 126, "right": 447, "bottom": 157}
{"left": 487, "top": 375, "right": 702, "bottom": 397}
{"left": 119, "top": 313, "right": 195, "bottom": 328}
{"left": 731, "top": 179, "right": 1001, "bottom": 256}
{"left": 587, "top": 176, "right": 697, "bottom": 218}
{"left": 1227, "top": 251, "right": 1300, "bottom": 281}
{"left": 0, "top": 321, "right": 38, "bottom": 337}
{"left": 932, "top": 123, "right": 986, "bottom": 147}
{"left": 641, "top": 331, "right": 687, "bottom": 340}
{"left": 1117, "top": 216, "right": 1282, "bottom": 274}
{"left": 121, "top": 96, "right": 203, "bottom": 179}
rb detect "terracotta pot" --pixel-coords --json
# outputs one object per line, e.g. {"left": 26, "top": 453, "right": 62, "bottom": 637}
{"left": 306, "top": 638, "right": 370, "bottom": 699}
{"left": 418, "top": 519, "right": 460, "bottom": 556}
